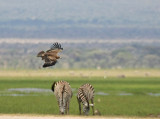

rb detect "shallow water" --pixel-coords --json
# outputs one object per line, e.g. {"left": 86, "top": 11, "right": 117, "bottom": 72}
{"left": 0, "top": 94, "right": 38, "bottom": 96}
{"left": 8, "top": 88, "right": 52, "bottom": 93}
{"left": 95, "top": 92, "right": 109, "bottom": 96}
{"left": 0, "top": 88, "right": 160, "bottom": 97}
{"left": 148, "top": 93, "right": 160, "bottom": 96}
{"left": 118, "top": 93, "right": 133, "bottom": 96}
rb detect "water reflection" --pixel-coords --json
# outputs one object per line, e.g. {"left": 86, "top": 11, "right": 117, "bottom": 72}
{"left": 148, "top": 93, "right": 160, "bottom": 96}
{"left": 8, "top": 88, "right": 51, "bottom": 93}
{"left": 0, "top": 88, "right": 159, "bottom": 97}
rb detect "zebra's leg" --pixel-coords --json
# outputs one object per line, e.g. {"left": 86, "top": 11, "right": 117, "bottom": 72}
{"left": 77, "top": 98, "right": 81, "bottom": 115}
{"left": 79, "top": 102, "right": 81, "bottom": 115}
{"left": 66, "top": 101, "right": 69, "bottom": 114}
{"left": 58, "top": 100, "right": 61, "bottom": 114}
{"left": 63, "top": 98, "right": 66, "bottom": 115}
{"left": 91, "top": 99, "right": 95, "bottom": 115}
{"left": 67, "top": 101, "right": 70, "bottom": 114}
{"left": 65, "top": 100, "right": 69, "bottom": 115}
{"left": 65, "top": 102, "right": 67, "bottom": 114}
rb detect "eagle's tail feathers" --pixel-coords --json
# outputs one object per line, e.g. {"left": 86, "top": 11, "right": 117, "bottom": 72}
{"left": 43, "top": 61, "right": 57, "bottom": 68}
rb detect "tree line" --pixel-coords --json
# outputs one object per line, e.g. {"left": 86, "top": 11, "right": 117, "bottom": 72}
{"left": 0, "top": 42, "right": 160, "bottom": 69}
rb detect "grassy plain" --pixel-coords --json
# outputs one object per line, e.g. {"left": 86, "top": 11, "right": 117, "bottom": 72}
{"left": 0, "top": 69, "right": 160, "bottom": 117}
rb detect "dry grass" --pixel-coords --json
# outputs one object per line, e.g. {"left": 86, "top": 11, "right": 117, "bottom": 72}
{"left": 0, "top": 69, "right": 160, "bottom": 78}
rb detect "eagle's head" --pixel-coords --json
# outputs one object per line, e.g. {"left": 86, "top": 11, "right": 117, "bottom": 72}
{"left": 37, "top": 51, "right": 45, "bottom": 57}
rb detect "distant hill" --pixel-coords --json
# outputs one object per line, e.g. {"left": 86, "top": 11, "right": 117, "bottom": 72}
{"left": 0, "top": 0, "right": 160, "bottom": 39}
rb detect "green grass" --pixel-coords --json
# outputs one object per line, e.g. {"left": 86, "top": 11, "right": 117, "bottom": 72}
{"left": 0, "top": 76, "right": 160, "bottom": 117}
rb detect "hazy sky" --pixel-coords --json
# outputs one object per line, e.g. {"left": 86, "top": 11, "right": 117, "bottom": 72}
{"left": 0, "top": 0, "right": 159, "bottom": 19}
{"left": 0, "top": 0, "right": 159, "bottom": 27}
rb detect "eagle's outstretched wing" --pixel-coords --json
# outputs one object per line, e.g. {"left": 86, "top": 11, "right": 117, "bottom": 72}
{"left": 37, "top": 42, "right": 63, "bottom": 68}
{"left": 45, "top": 42, "right": 63, "bottom": 59}
{"left": 46, "top": 42, "right": 63, "bottom": 54}
{"left": 50, "top": 42, "right": 63, "bottom": 50}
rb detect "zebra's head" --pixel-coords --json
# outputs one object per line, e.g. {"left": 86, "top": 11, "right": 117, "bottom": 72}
{"left": 83, "top": 102, "right": 90, "bottom": 115}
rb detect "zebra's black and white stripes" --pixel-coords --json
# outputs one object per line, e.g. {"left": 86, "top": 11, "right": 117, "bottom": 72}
{"left": 51, "top": 81, "right": 72, "bottom": 115}
{"left": 77, "top": 83, "right": 95, "bottom": 115}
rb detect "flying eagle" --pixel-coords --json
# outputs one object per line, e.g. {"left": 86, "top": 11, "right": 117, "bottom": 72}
{"left": 37, "top": 42, "right": 63, "bottom": 68}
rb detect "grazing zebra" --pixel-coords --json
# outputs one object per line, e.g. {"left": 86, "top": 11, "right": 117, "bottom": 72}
{"left": 77, "top": 83, "right": 95, "bottom": 115}
{"left": 51, "top": 81, "right": 72, "bottom": 114}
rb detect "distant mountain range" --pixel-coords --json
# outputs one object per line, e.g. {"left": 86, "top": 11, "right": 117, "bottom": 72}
{"left": 0, "top": 0, "right": 160, "bottom": 39}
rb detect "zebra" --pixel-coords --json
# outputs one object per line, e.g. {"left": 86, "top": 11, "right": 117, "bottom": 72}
{"left": 77, "top": 83, "right": 95, "bottom": 115}
{"left": 51, "top": 81, "right": 72, "bottom": 114}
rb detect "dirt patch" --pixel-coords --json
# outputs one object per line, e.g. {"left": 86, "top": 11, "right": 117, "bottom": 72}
{"left": 0, "top": 114, "right": 155, "bottom": 119}
{"left": 0, "top": 114, "right": 108, "bottom": 119}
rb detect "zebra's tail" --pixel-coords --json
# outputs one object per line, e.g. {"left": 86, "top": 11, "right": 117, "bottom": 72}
{"left": 51, "top": 81, "right": 56, "bottom": 92}
{"left": 62, "top": 85, "right": 66, "bottom": 103}
{"left": 62, "top": 85, "right": 65, "bottom": 97}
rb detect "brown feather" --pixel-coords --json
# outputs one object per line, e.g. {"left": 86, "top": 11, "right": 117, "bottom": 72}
{"left": 37, "top": 43, "right": 63, "bottom": 68}
{"left": 46, "top": 49, "right": 62, "bottom": 54}
{"left": 47, "top": 56, "right": 57, "bottom": 61}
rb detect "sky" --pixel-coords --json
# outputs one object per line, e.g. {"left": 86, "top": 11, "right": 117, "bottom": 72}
{"left": 0, "top": 0, "right": 159, "bottom": 26}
